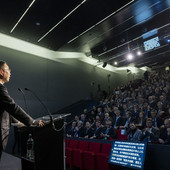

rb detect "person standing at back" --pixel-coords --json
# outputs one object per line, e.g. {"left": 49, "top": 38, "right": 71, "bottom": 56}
{"left": 0, "top": 60, "right": 44, "bottom": 159}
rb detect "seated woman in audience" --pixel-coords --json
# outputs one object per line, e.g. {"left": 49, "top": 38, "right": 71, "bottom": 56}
{"left": 135, "top": 111, "right": 146, "bottom": 130}
{"left": 127, "top": 122, "right": 142, "bottom": 142}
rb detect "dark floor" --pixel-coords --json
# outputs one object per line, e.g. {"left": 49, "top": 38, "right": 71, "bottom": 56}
{"left": 0, "top": 152, "right": 21, "bottom": 170}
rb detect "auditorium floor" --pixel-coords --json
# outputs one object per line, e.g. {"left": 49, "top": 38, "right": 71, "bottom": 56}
{"left": 0, "top": 152, "right": 21, "bottom": 170}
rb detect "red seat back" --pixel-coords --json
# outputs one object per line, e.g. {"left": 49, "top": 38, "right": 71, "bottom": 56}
{"left": 88, "top": 142, "right": 101, "bottom": 153}
{"left": 101, "top": 143, "right": 112, "bottom": 155}
{"left": 69, "top": 140, "right": 79, "bottom": 149}
{"left": 78, "top": 140, "right": 89, "bottom": 150}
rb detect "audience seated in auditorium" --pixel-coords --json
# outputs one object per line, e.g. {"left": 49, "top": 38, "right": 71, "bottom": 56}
{"left": 65, "top": 70, "right": 170, "bottom": 145}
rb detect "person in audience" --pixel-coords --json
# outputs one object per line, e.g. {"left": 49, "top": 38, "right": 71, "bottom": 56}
{"left": 103, "top": 112, "right": 113, "bottom": 126}
{"left": 141, "top": 118, "right": 160, "bottom": 143}
{"left": 91, "top": 115, "right": 101, "bottom": 129}
{"left": 135, "top": 111, "right": 146, "bottom": 130}
{"left": 158, "top": 118, "right": 170, "bottom": 144}
{"left": 66, "top": 121, "right": 76, "bottom": 137}
{"left": 150, "top": 109, "right": 163, "bottom": 128}
{"left": 100, "top": 120, "right": 116, "bottom": 140}
{"left": 112, "top": 109, "right": 125, "bottom": 129}
{"left": 80, "top": 114, "right": 86, "bottom": 126}
{"left": 90, "top": 121, "right": 103, "bottom": 139}
{"left": 157, "top": 101, "right": 167, "bottom": 119}
{"left": 96, "top": 107, "right": 105, "bottom": 120}
{"left": 148, "top": 96, "right": 157, "bottom": 110}
{"left": 74, "top": 121, "right": 85, "bottom": 138}
{"left": 120, "top": 111, "right": 133, "bottom": 129}
{"left": 84, "top": 121, "right": 94, "bottom": 139}
{"left": 74, "top": 115, "right": 80, "bottom": 124}
{"left": 127, "top": 122, "right": 142, "bottom": 142}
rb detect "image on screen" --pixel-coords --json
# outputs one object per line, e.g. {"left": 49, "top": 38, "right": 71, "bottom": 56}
{"left": 108, "top": 140, "right": 147, "bottom": 170}
{"left": 143, "top": 36, "right": 160, "bottom": 51}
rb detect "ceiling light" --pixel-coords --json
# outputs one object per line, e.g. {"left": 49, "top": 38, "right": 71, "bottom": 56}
{"left": 10, "top": 0, "right": 36, "bottom": 33}
{"left": 38, "top": 0, "right": 87, "bottom": 42}
{"left": 127, "top": 53, "right": 134, "bottom": 60}
{"left": 114, "top": 61, "right": 118, "bottom": 65}
{"left": 137, "top": 51, "right": 142, "bottom": 55}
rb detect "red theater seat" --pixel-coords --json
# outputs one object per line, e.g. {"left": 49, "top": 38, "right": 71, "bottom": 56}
{"left": 65, "top": 139, "right": 70, "bottom": 148}
{"left": 70, "top": 140, "right": 89, "bottom": 170}
{"left": 81, "top": 142, "right": 101, "bottom": 170}
{"left": 95, "top": 143, "right": 112, "bottom": 170}
{"left": 65, "top": 140, "right": 79, "bottom": 165}
{"left": 117, "top": 129, "right": 128, "bottom": 140}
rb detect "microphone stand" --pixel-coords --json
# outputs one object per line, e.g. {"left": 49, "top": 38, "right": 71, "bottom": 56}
{"left": 24, "top": 88, "right": 57, "bottom": 131}
{"left": 18, "top": 88, "right": 29, "bottom": 114}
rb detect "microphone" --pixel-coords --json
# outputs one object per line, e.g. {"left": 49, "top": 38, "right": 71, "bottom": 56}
{"left": 24, "top": 88, "right": 56, "bottom": 131}
{"left": 18, "top": 88, "right": 29, "bottom": 114}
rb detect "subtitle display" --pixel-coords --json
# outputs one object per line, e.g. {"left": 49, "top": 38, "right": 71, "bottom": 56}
{"left": 108, "top": 140, "right": 147, "bottom": 170}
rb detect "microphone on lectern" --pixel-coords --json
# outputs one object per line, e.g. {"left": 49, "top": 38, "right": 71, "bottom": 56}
{"left": 24, "top": 88, "right": 56, "bottom": 131}
{"left": 18, "top": 88, "right": 29, "bottom": 114}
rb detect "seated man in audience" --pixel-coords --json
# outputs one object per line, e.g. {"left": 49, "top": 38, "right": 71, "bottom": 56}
{"left": 150, "top": 109, "right": 164, "bottom": 128}
{"left": 119, "top": 111, "right": 134, "bottom": 129}
{"left": 66, "top": 121, "right": 77, "bottom": 137}
{"left": 100, "top": 120, "right": 116, "bottom": 140}
{"left": 74, "top": 121, "right": 85, "bottom": 138}
{"left": 90, "top": 121, "right": 103, "bottom": 139}
{"left": 127, "top": 122, "right": 142, "bottom": 142}
{"left": 158, "top": 118, "right": 170, "bottom": 144}
{"left": 103, "top": 112, "right": 113, "bottom": 126}
{"left": 112, "top": 109, "right": 125, "bottom": 129}
{"left": 141, "top": 118, "right": 160, "bottom": 143}
{"left": 84, "top": 121, "right": 94, "bottom": 139}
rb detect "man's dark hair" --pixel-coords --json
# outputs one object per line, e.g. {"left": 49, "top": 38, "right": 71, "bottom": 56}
{"left": 0, "top": 60, "right": 6, "bottom": 69}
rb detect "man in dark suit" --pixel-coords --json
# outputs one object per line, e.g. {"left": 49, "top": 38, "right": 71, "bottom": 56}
{"left": 0, "top": 60, "right": 44, "bottom": 159}
{"left": 100, "top": 120, "right": 116, "bottom": 140}
{"left": 112, "top": 109, "right": 125, "bottom": 129}
{"left": 90, "top": 121, "right": 103, "bottom": 139}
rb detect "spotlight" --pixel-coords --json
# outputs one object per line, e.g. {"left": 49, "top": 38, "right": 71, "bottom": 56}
{"left": 137, "top": 51, "right": 142, "bottom": 56}
{"left": 102, "top": 62, "right": 107, "bottom": 68}
{"left": 127, "top": 53, "right": 134, "bottom": 60}
{"left": 114, "top": 61, "right": 118, "bottom": 65}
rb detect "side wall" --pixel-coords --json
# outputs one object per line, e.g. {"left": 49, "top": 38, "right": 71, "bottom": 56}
{"left": 0, "top": 45, "right": 145, "bottom": 118}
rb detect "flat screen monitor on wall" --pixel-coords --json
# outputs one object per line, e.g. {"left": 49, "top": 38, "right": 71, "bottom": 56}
{"left": 108, "top": 140, "right": 147, "bottom": 170}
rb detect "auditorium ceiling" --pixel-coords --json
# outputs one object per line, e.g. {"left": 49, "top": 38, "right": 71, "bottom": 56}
{"left": 0, "top": 0, "right": 169, "bottom": 68}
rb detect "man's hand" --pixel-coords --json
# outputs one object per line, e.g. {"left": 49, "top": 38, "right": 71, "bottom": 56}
{"left": 33, "top": 120, "right": 45, "bottom": 127}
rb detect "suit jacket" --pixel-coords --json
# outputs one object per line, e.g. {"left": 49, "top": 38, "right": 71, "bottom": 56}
{"left": 0, "top": 84, "right": 34, "bottom": 151}
{"left": 92, "top": 126, "right": 103, "bottom": 139}
{"left": 112, "top": 116, "right": 125, "bottom": 128}
{"left": 102, "top": 127, "right": 116, "bottom": 139}
{"left": 74, "top": 126, "right": 85, "bottom": 138}
{"left": 141, "top": 127, "right": 160, "bottom": 143}
{"left": 84, "top": 127, "right": 94, "bottom": 138}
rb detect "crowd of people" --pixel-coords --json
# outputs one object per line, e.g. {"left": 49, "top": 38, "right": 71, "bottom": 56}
{"left": 66, "top": 70, "right": 170, "bottom": 144}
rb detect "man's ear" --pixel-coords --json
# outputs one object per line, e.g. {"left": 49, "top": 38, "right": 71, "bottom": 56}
{"left": 0, "top": 69, "right": 3, "bottom": 77}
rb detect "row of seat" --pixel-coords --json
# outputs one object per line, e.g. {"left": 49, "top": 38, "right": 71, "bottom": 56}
{"left": 65, "top": 138, "right": 122, "bottom": 170}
